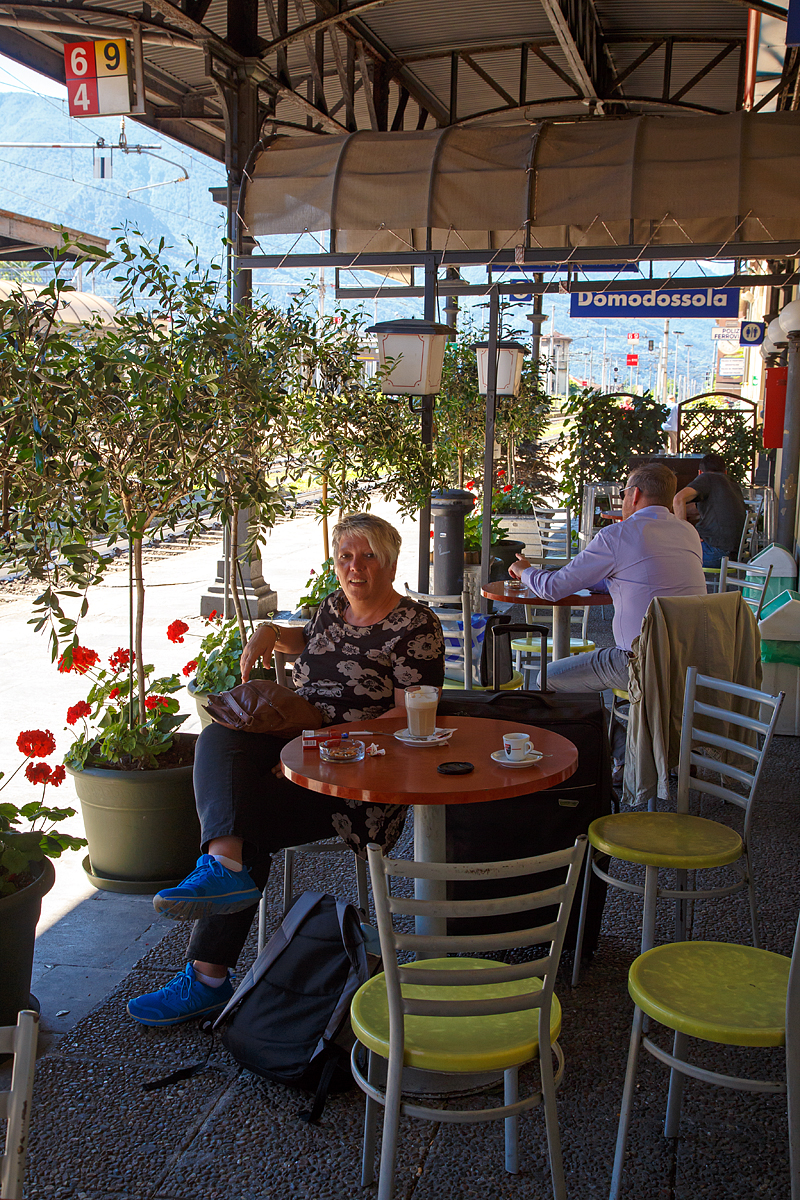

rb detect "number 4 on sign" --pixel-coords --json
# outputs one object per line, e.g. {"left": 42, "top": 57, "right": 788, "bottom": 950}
{"left": 67, "top": 76, "right": 99, "bottom": 115}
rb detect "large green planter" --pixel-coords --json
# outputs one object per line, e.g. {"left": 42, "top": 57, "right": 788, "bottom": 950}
{"left": 67, "top": 732, "right": 201, "bottom": 894}
{"left": 186, "top": 678, "right": 214, "bottom": 730}
{"left": 0, "top": 852, "right": 55, "bottom": 1026}
{"left": 489, "top": 538, "right": 527, "bottom": 581}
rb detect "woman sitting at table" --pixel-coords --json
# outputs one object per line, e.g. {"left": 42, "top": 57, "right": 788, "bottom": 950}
{"left": 127, "top": 512, "right": 445, "bottom": 1027}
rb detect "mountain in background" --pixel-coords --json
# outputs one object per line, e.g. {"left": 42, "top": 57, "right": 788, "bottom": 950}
{"left": 0, "top": 92, "right": 727, "bottom": 392}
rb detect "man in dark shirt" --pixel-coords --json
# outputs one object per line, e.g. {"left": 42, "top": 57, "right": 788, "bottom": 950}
{"left": 673, "top": 453, "right": 746, "bottom": 568}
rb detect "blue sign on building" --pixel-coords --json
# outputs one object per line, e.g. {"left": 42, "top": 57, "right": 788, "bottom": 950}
{"left": 740, "top": 321, "right": 765, "bottom": 347}
{"left": 569, "top": 287, "right": 740, "bottom": 318}
{"left": 787, "top": 0, "right": 800, "bottom": 47}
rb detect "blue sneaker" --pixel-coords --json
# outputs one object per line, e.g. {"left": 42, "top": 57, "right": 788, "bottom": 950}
{"left": 127, "top": 963, "right": 234, "bottom": 1026}
{"left": 153, "top": 854, "right": 262, "bottom": 920}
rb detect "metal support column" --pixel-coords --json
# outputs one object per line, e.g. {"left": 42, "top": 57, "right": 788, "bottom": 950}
{"left": 479, "top": 286, "right": 500, "bottom": 613}
{"left": 777, "top": 330, "right": 800, "bottom": 552}
{"left": 417, "top": 254, "right": 437, "bottom": 593}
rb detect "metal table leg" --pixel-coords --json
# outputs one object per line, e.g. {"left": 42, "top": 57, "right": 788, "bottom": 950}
{"left": 551, "top": 605, "right": 571, "bottom": 662}
{"left": 413, "top": 803, "right": 446, "bottom": 943}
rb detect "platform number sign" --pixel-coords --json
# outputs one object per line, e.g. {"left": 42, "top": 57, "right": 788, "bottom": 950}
{"left": 65, "top": 40, "right": 132, "bottom": 117}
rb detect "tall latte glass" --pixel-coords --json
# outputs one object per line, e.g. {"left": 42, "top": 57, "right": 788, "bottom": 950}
{"left": 404, "top": 684, "right": 439, "bottom": 738}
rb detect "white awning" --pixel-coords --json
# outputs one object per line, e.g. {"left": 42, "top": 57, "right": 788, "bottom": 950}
{"left": 243, "top": 113, "right": 800, "bottom": 256}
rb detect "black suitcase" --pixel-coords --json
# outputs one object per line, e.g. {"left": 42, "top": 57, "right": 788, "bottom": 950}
{"left": 438, "top": 624, "right": 613, "bottom": 962}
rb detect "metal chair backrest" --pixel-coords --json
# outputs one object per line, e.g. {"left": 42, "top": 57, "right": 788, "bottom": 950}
{"left": 405, "top": 584, "right": 473, "bottom": 689}
{"left": 579, "top": 483, "right": 621, "bottom": 551}
{"left": 676, "top": 666, "right": 784, "bottom": 846}
{"left": 0, "top": 1010, "right": 38, "bottom": 1200}
{"left": 367, "top": 838, "right": 586, "bottom": 1029}
{"left": 718, "top": 559, "right": 773, "bottom": 619}
{"left": 530, "top": 506, "right": 572, "bottom": 565}
{"left": 737, "top": 508, "right": 759, "bottom": 562}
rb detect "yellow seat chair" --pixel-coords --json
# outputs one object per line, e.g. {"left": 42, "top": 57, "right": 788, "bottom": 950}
{"left": 350, "top": 838, "right": 587, "bottom": 1200}
{"left": 609, "top": 913, "right": 800, "bottom": 1199}
{"left": 572, "top": 666, "right": 785, "bottom": 985}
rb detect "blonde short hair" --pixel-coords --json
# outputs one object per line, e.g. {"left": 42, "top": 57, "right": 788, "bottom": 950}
{"left": 331, "top": 512, "right": 402, "bottom": 568}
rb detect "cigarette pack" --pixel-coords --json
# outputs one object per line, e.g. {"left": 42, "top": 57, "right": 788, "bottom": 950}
{"left": 302, "top": 729, "right": 334, "bottom": 748}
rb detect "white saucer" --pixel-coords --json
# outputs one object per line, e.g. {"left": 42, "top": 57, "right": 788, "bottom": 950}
{"left": 394, "top": 727, "right": 454, "bottom": 746}
{"left": 490, "top": 749, "right": 544, "bottom": 767}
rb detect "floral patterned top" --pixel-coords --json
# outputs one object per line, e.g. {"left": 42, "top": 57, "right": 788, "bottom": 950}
{"left": 291, "top": 590, "right": 445, "bottom": 855}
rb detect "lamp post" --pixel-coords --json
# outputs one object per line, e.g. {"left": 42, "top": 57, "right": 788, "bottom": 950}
{"left": 775, "top": 300, "right": 800, "bottom": 551}
{"left": 367, "top": 317, "right": 452, "bottom": 592}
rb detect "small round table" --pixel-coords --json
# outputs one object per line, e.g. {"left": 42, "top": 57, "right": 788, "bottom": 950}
{"left": 281, "top": 714, "right": 578, "bottom": 935}
{"left": 481, "top": 581, "right": 613, "bottom": 661}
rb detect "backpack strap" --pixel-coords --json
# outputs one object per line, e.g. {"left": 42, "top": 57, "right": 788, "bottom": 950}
{"left": 298, "top": 1048, "right": 347, "bottom": 1126}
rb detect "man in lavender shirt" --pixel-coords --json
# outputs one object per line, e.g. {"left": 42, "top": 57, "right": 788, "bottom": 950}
{"left": 509, "top": 462, "right": 706, "bottom": 771}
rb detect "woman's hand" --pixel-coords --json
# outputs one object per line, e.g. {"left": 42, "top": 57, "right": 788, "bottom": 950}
{"left": 240, "top": 623, "right": 278, "bottom": 683}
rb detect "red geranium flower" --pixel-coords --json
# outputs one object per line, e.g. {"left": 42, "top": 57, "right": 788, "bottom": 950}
{"left": 466, "top": 480, "right": 476, "bottom": 489}
{"left": 167, "top": 620, "right": 189, "bottom": 644}
{"left": 108, "top": 647, "right": 133, "bottom": 673}
{"left": 57, "top": 645, "right": 100, "bottom": 674}
{"left": 145, "top": 695, "right": 170, "bottom": 711}
{"left": 503, "top": 484, "right": 512, "bottom": 493}
{"left": 17, "top": 729, "right": 56, "bottom": 758}
{"left": 50, "top": 765, "right": 66, "bottom": 787}
{"left": 109, "top": 687, "right": 120, "bottom": 700}
{"left": 207, "top": 609, "right": 219, "bottom": 623}
{"left": 182, "top": 660, "right": 198, "bottom": 678}
{"left": 66, "top": 701, "right": 91, "bottom": 726}
{"left": 497, "top": 468, "right": 506, "bottom": 476}
{"left": 25, "top": 761, "right": 52, "bottom": 785}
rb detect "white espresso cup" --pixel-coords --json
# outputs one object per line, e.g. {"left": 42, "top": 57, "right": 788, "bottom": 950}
{"left": 404, "top": 684, "right": 439, "bottom": 738}
{"left": 503, "top": 732, "right": 533, "bottom": 761}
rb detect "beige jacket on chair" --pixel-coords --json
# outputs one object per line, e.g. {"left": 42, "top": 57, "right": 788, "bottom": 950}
{"left": 623, "top": 591, "right": 762, "bottom": 808}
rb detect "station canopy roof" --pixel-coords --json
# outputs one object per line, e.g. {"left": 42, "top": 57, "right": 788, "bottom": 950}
{"left": 243, "top": 112, "right": 800, "bottom": 258}
{"left": 0, "top": 1, "right": 794, "bottom": 165}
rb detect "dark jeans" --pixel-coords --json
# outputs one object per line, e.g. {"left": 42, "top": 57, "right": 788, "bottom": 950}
{"left": 186, "top": 722, "right": 348, "bottom": 968}
{"left": 701, "top": 541, "right": 728, "bottom": 569}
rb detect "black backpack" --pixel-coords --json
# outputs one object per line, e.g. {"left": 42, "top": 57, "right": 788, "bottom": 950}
{"left": 214, "top": 892, "right": 373, "bottom": 1122}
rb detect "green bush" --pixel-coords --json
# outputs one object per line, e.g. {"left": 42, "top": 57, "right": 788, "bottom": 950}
{"left": 556, "top": 389, "right": 669, "bottom": 510}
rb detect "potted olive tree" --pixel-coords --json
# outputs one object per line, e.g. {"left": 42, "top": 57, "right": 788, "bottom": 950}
{"left": 287, "top": 295, "right": 439, "bottom": 562}
{"left": 6, "top": 237, "right": 292, "bottom": 890}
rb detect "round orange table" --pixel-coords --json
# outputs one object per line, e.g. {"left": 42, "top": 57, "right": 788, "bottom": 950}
{"left": 481, "top": 581, "right": 612, "bottom": 661}
{"left": 282, "top": 714, "right": 577, "bottom": 935}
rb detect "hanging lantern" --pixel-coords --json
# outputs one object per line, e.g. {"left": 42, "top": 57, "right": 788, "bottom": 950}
{"left": 767, "top": 317, "right": 788, "bottom": 348}
{"left": 474, "top": 341, "right": 526, "bottom": 397}
{"left": 367, "top": 319, "right": 452, "bottom": 395}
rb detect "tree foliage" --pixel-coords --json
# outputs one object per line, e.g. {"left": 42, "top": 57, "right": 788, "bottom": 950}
{"left": 556, "top": 388, "right": 669, "bottom": 509}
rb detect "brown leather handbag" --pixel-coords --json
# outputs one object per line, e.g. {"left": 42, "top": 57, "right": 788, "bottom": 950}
{"left": 203, "top": 680, "right": 325, "bottom": 738}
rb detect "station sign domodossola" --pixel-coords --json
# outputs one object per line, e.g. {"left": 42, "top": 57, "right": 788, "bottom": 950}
{"left": 570, "top": 287, "right": 740, "bottom": 318}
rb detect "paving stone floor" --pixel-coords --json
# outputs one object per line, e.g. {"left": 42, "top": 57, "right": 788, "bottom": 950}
{"left": 19, "top": 603, "right": 800, "bottom": 1200}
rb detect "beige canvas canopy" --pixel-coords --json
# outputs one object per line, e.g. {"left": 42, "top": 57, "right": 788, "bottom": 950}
{"left": 244, "top": 112, "right": 800, "bottom": 257}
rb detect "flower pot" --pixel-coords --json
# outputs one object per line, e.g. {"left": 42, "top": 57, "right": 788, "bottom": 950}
{"left": 0, "top": 852, "right": 55, "bottom": 1026}
{"left": 67, "top": 732, "right": 201, "bottom": 894}
{"left": 299, "top": 604, "right": 319, "bottom": 620}
{"left": 463, "top": 550, "right": 481, "bottom": 565}
{"left": 186, "top": 678, "right": 215, "bottom": 731}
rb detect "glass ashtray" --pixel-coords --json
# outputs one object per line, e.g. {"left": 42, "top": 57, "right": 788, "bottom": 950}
{"left": 319, "top": 738, "right": 365, "bottom": 763}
